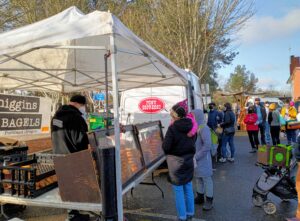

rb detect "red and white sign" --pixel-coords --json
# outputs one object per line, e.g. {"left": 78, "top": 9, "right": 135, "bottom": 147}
{"left": 138, "top": 97, "right": 165, "bottom": 114}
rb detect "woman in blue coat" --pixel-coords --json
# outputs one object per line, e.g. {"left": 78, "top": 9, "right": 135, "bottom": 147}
{"left": 192, "top": 109, "right": 214, "bottom": 211}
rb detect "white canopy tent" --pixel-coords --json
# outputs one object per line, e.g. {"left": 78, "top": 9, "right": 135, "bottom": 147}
{"left": 0, "top": 7, "right": 188, "bottom": 220}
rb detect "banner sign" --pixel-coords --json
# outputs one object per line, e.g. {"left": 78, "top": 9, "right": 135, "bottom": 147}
{"left": 0, "top": 94, "right": 40, "bottom": 113}
{"left": 93, "top": 93, "right": 105, "bottom": 101}
{"left": 0, "top": 94, "right": 51, "bottom": 135}
{"left": 138, "top": 97, "right": 165, "bottom": 114}
{"left": 0, "top": 113, "right": 42, "bottom": 130}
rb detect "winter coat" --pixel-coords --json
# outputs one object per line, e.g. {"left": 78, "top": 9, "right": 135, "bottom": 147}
{"left": 254, "top": 105, "right": 267, "bottom": 123}
{"left": 244, "top": 113, "right": 259, "bottom": 131}
{"left": 51, "top": 105, "right": 89, "bottom": 154}
{"left": 221, "top": 109, "right": 235, "bottom": 130}
{"left": 268, "top": 110, "right": 280, "bottom": 126}
{"left": 207, "top": 109, "right": 223, "bottom": 130}
{"left": 162, "top": 118, "right": 196, "bottom": 186}
{"left": 192, "top": 109, "right": 213, "bottom": 178}
{"left": 281, "top": 106, "right": 297, "bottom": 121}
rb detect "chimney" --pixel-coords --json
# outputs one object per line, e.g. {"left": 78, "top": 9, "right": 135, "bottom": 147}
{"left": 290, "top": 55, "right": 300, "bottom": 76}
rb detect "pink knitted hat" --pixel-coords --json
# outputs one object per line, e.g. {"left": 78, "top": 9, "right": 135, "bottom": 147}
{"left": 177, "top": 99, "right": 188, "bottom": 113}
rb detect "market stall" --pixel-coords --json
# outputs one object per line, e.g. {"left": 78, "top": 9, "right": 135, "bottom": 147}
{"left": 0, "top": 6, "right": 188, "bottom": 221}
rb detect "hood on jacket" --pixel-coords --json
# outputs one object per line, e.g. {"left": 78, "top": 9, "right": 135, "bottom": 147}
{"left": 192, "top": 109, "right": 205, "bottom": 125}
{"left": 173, "top": 118, "right": 193, "bottom": 133}
{"left": 55, "top": 105, "right": 82, "bottom": 117}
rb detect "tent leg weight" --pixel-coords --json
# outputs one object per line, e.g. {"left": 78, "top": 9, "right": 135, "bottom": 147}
{"left": 97, "top": 147, "right": 118, "bottom": 221}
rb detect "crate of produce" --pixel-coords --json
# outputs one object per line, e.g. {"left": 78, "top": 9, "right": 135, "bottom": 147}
{"left": 135, "top": 121, "right": 165, "bottom": 168}
{"left": 0, "top": 153, "right": 60, "bottom": 198}
{"left": 287, "top": 121, "right": 300, "bottom": 130}
{"left": 87, "top": 125, "right": 145, "bottom": 189}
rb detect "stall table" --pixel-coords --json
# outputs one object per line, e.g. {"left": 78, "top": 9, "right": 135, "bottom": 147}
{"left": 0, "top": 156, "right": 166, "bottom": 218}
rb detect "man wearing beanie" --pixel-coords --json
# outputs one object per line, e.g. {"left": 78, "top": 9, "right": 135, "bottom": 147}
{"left": 51, "top": 94, "right": 89, "bottom": 154}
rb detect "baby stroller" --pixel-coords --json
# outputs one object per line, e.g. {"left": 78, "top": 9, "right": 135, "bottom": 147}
{"left": 252, "top": 163, "right": 297, "bottom": 215}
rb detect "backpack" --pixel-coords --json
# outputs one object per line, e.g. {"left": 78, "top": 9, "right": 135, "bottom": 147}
{"left": 199, "top": 125, "right": 219, "bottom": 156}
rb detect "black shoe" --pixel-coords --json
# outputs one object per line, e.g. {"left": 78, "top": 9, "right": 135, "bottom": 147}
{"left": 194, "top": 192, "right": 204, "bottom": 205}
{"left": 249, "top": 149, "right": 257, "bottom": 153}
{"left": 187, "top": 215, "right": 194, "bottom": 221}
{"left": 68, "top": 211, "right": 90, "bottom": 221}
{"left": 203, "top": 197, "right": 213, "bottom": 211}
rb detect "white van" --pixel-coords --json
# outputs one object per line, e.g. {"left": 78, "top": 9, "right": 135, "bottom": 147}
{"left": 120, "top": 71, "right": 202, "bottom": 134}
{"left": 246, "top": 97, "right": 284, "bottom": 109}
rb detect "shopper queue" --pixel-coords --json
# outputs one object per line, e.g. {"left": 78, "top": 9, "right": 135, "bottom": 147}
{"left": 162, "top": 97, "right": 300, "bottom": 221}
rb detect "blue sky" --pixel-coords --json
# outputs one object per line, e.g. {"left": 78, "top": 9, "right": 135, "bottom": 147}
{"left": 217, "top": 0, "right": 300, "bottom": 91}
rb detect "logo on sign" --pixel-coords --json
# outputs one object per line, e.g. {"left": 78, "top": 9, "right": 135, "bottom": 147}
{"left": 138, "top": 97, "right": 165, "bottom": 114}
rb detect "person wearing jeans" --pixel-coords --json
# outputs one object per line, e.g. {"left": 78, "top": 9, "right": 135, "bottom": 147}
{"left": 264, "top": 102, "right": 271, "bottom": 145}
{"left": 254, "top": 98, "right": 267, "bottom": 145}
{"left": 163, "top": 104, "right": 196, "bottom": 221}
{"left": 281, "top": 100, "right": 297, "bottom": 145}
{"left": 219, "top": 103, "right": 236, "bottom": 163}
{"left": 244, "top": 106, "right": 259, "bottom": 153}
{"left": 268, "top": 103, "right": 281, "bottom": 145}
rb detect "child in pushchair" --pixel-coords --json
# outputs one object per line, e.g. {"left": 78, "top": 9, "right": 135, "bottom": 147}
{"left": 252, "top": 159, "right": 298, "bottom": 215}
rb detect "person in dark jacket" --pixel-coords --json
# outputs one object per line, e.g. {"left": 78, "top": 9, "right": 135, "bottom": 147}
{"left": 51, "top": 94, "right": 89, "bottom": 154}
{"left": 163, "top": 104, "right": 196, "bottom": 221}
{"left": 219, "top": 103, "right": 236, "bottom": 163}
{"left": 51, "top": 95, "right": 90, "bottom": 221}
{"left": 254, "top": 98, "right": 267, "bottom": 145}
{"left": 207, "top": 102, "right": 223, "bottom": 130}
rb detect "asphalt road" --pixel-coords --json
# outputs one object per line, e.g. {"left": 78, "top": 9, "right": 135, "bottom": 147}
{"left": 2, "top": 135, "right": 298, "bottom": 221}
{"left": 124, "top": 136, "right": 298, "bottom": 221}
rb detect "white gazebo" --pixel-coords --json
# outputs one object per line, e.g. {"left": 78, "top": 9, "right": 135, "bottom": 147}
{"left": 0, "top": 6, "right": 188, "bottom": 220}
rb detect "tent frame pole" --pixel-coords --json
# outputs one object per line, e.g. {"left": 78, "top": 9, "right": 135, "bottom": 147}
{"left": 110, "top": 33, "right": 123, "bottom": 221}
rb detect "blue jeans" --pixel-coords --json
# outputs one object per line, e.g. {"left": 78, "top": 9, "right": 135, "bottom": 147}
{"left": 286, "top": 129, "right": 297, "bottom": 144}
{"left": 221, "top": 133, "right": 235, "bottom": 158}
{"left": 265, "top": 122, "right": 271, "bottom": 145}
{"left": 172, "top": 182, "right": 194, "bottom": 220}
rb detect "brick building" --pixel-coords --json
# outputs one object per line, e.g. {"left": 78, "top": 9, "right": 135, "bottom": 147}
{"left": 288, "top": 56, "right": 300, "bottom": 101}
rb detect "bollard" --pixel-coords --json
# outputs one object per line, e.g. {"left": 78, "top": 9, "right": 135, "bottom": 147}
{"left": 96, "top": 146, "right": 118, "bottom": 221}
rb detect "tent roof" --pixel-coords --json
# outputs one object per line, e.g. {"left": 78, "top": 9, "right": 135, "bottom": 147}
{"left": 0, "top": 6, "right": 187, "bottom": 93}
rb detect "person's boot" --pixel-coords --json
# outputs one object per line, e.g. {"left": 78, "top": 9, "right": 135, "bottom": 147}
{"left": 203, "top": 197, "right": 213, "bottom": 211}
{"left": 194, "top": 192, "right": 204, "bottom": 204}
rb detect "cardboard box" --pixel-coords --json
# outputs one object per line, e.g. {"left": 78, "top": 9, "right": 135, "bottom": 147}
{"left": 257, "top": 145, "right": 271, "bottom": 165}
{"left": 257, "top": 145, "right": 293, "bottom": 168}
{"left": 271, "top": 144, "right": 293, "bottom": 167}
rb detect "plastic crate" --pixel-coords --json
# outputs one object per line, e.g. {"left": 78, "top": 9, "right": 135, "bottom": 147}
{"left": 0, "top": 146, "right": 28, "bottom": 165}
{"left": 0, "top": 153, "right": 60, "bottom": 198}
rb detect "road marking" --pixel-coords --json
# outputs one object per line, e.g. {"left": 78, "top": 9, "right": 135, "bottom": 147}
{"left": 125, "top": 209, "right": 206, "bottom": 221}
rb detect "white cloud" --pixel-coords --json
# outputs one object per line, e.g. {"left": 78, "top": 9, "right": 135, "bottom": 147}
{"left": 239, "top": 8, "right": 300, "bottom": 44}
{"left": 257, "top": 77, "right": 289, "bottom": 90}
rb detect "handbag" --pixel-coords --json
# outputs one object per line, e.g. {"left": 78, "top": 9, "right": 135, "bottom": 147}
{"left": 224, "top": 126, "right": 235, "bottom": 134}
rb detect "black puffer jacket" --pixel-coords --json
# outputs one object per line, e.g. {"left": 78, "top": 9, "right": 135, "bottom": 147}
{"left": 162, "top": 118, "right": 196, "bottom": 186}
{"left": 51, "top": 105, "right": 89, "bottom": 154}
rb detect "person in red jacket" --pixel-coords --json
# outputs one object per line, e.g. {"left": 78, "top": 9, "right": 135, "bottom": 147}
{"left": 244, "top": 106, "right": 259, "bottom": 153}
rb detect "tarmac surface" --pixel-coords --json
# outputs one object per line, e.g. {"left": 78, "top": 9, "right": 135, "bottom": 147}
{"left": 1, "top": 135, "right": 298, "bottom": 221}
